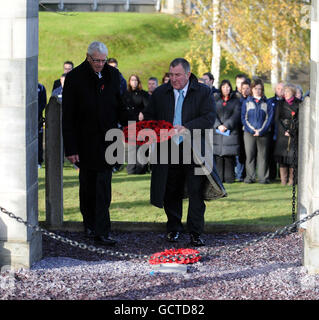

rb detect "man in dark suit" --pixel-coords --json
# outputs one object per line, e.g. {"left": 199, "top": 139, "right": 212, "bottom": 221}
{"left": 62, "top": 42, "right": 126, "bottom": 246}
{"left": 202, "top": 72, "right": 219, "bottom": 94}
{"left": 143, "top": 58, "right": 217, "bottom": 246}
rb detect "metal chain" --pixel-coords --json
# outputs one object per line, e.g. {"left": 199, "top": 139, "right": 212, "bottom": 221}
{"left": 1, "top": 205, "right": 319, "bottom": 261}
{"left": 204, "top": 209, "right": 319, "bottom": 257}
{"left": 0, "top": 206, "right": 199, "bottom": 263}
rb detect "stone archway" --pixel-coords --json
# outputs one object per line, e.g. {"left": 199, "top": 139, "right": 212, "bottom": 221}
{"left": 0, "top": 0, "right": 319, "bottom": 271}
{"left": 0, "top": 1, "right": 42, "bottom": 269}
{"left": 301, "top": 0, "right": 319, "bottom": 274}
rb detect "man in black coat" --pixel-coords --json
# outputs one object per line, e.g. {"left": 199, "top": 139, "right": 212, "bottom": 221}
{"left": 62, "top": 41, "right": 126, "bottom": 246}
{"left": 143, "top": 58, "right": 217, "bottom": 246}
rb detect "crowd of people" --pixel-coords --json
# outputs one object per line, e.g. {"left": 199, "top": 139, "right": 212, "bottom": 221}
{"left": 204, "top": 74, "right": 304, "bottom": 186}
{"left": 37, "top": 41, "right": 307, "bottom": 247}
{"left": 38, "top": 56, "right": 306, "bottom": 183}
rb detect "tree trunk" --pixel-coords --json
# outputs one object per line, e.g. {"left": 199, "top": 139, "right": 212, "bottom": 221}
{"left": 281, "top": 48, "right": 290, "bottom": 81}
{"left": 271, "top": 27, "right": 279, "bottom": 88}
{"left": 211, "top": 0, "right": 221, "bottom": 87}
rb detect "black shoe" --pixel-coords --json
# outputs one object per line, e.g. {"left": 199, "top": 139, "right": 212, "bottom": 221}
{"left": 84, "top": 228, "right": 95, "bottom": 238}
{"left": 189, "top": 234, "right": 205, "bottom": 247}
{"left": 244, "top": 179, "right": 255, "bottom": 184}
{"left": 167, "top": 231, "right": 181, "bottom": 242}
{"left": 94, "top": 235, "right": 117, "bottom": 246}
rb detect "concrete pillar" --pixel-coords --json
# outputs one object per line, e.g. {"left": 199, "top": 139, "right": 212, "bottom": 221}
{"left": 303, "top": 0, "right": 319, "bottom": 274}
{"left": 0, "top": 0, "right": 42, "bottom": 269}
{"left": 45, "top": 97, "right": 64, "bottom": 227}
{"left": 298, "top": 96, "right": 310, "bottom": 228}
{"left": 161, "top": 0, "right": 191, "bottom": 15}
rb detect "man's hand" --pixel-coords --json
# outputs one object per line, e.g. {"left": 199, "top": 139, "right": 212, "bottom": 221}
{"left": 253, "top": 130, "right": 260, "bottom": 137}
{"left": 218, "top": 125, "right": 227, "bottom": 133}
{"left": 138, "top": 112, "right": 144, "bottom": 121}
{"left": 173, "top": 125, "right": 186, "bottom": 135}
{"left": 67, "top": 154, "right": 79, "bottom": 164}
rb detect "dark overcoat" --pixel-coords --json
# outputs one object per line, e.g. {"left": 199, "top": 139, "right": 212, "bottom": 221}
{"left": 143, "top": 74, "right": 226, "bottom": 208}
{"left": 62, "top": 60, "right": 126, "bottom": 171}
{"left": 213, "top": 92, "right": 241, "bottom": 156}
{"left": 122, "top": 89, "right": 149, "bottom": 121}
{"left": 273, "top": 98, "right": 300, "bottom": 165}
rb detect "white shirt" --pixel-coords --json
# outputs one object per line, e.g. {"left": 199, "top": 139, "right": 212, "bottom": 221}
{"left": 173, "top": 81, "right": 189, "bottom": 109}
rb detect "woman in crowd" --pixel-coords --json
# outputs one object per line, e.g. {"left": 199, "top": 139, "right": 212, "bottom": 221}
{"left": 213, "top": 80, "right": 241, "bottom": 183}
{"left": 295, "top": 85, "right": 304, "bottom": 101}
{"left": 241, "top": 78, "right": 274, "bottom": 184}
{"left": 273, "top": 83, "right": 300, "bottom": 185}
{"left": 122, "top": 74, "right": 149, "bottom": 122}
{"left": 162, "top": 72, "right": 170, "bottom": 84}
{"left": 122, "top": 74, "right": 150, "bottom": 174}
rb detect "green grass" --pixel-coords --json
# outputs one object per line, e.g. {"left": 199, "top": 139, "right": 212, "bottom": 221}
{"left": 38, "top": 163, "right": 295, "bottom": 227}
{"left": 38, "top": 12, "right": 287, "bottom": 227}
{"left": 39, "top": 12, "right": 191, "bottom": 95}
{"left": 39, "top": 11, "right": 274, "bottom": 99}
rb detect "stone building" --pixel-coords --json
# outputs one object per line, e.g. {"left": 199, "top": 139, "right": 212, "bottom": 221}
{"left": 0, "top": 0, "right": 319, "bottom": 274}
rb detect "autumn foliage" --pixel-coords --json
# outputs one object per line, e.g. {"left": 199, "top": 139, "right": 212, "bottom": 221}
{"left": 181, "top": 0, "right": 310, "bottom": 82}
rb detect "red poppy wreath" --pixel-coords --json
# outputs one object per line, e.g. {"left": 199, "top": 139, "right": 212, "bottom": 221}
{"left": 123, "top": 120, "right": 175, "bottom": 146}
{"left": 149, "top": 248, "right": 202, "bottom": 265}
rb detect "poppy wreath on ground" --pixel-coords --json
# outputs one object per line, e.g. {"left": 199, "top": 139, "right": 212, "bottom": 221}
{"left": 149, "top": 248, "right": 202, "bottom": 265}
{"left": 123, "top": 120, "right": 175, "bottom": 146}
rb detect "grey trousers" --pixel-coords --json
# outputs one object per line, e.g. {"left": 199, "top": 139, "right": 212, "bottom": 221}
{"left": 243, "top": 131, "right": 270, "bottom": 183}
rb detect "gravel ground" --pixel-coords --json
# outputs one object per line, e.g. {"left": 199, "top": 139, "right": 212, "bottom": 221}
{"left": 1, "top": 230, "right": 319, "bottom": 300}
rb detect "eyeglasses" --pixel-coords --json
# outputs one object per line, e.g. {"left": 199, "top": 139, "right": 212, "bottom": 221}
{"left": 89, "top": 54, "right": 107, "bottom": 64}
